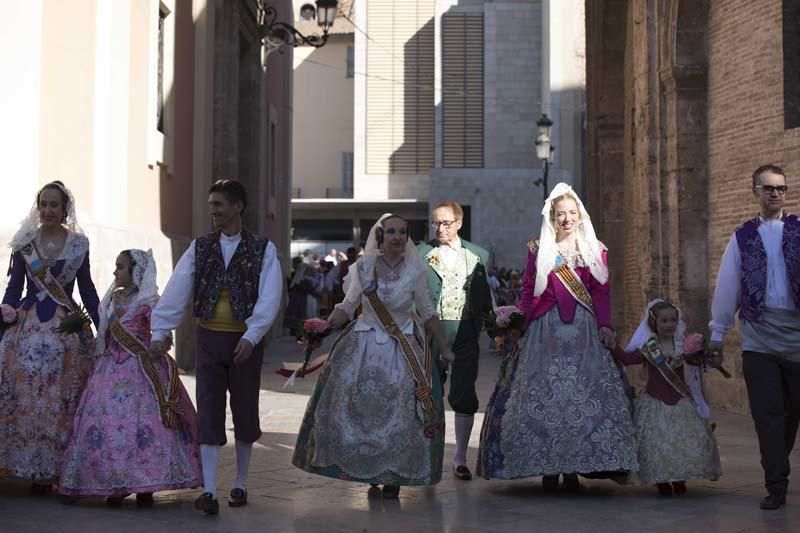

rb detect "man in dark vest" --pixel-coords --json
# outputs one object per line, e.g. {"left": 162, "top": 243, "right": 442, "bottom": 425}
{"left": 418, "top": 201, "right": 493, "bottom": 481}
{"left": 709, "top": 164, "right": 800, "bottom": 510}
{"left": 150, "top": 179, "right": 283, "bottom": 514}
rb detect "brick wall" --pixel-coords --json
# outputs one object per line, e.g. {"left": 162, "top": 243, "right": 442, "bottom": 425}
{"left": 703, "top": 0, "right": 800, "bottom": 410}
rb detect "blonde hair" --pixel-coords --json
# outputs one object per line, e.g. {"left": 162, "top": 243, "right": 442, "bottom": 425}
{"left": 433, "top": 201, "right": 464, "bottom": 221}
{"left": 549, "top": 193, "right": 580, "bottom": 224}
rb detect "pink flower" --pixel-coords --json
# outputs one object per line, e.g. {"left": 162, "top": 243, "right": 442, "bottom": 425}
{"left": 0, "top": 304, "right": 16, "bottom": 324}
{"left": 304, "top": 317, "right": 331, "bottom": 334}
{"left": 494, "top": 305, "right": 523, "bottom": 328}
{"left": 683, "top": 333, "right": 704, "bottom": 354}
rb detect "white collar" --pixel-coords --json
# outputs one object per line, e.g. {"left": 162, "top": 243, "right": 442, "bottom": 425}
{"left": 220, "top": 231, "right": 242, "bottom": 242}
{"left": 759, "top": 212, "right": 784, "bottom": 224}
{"left": 441, "top": 237, "right": 462, "bottom": 251}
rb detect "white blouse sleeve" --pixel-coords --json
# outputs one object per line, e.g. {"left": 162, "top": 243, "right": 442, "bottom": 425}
{"left": 709, "top": 234, "right": 742, "bottom": 342}
{"left": 413, "top": 269, "right": 437, "bottom": 322}
{"left": 333, "top": 264, "right": 363, "bottom": 320}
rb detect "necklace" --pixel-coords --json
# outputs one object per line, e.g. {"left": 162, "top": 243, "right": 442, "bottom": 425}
{"left": 379, "top": 255, "right": 404, "bottom": 282}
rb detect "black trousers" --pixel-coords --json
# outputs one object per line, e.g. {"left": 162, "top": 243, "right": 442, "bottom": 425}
{"left": 437, "top": 320, "right": 480, "bottom": 415}
{"left": 742, "top": 351, "right": 800, "bottom": 496}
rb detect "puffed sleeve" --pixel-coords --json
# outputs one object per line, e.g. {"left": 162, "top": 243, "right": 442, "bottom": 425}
{"left": 3, "top": 252, "right": 26, "bottom": 308}
{"left": 333, "top": 262, "right": 363, "bottom": 320}
{"left": 76, "top": 250, "right": 101, "bottom": 326}
{"left": 611, "top": 345, "right": 644, "bottom": 366}
{"left": 588, "top": 250, "right": 612, "bottom": 329}
{"left": 413, "top": 269, "right": 437, "bottom": 322}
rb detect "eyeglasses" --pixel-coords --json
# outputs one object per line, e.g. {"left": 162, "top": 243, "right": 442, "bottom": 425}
{"left": 755, "top": 185, "right": 788, "bottom": 195}
{"left": 430, "top": 220, "right": 457, "bottom": 229}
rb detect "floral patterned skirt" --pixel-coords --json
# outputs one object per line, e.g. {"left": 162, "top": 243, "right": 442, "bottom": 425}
{"left": 477, "top": 306, "right": 638, "bottom": 480}
{"left": 59, "top": 352, "right": 203, "bottom": 496}
{"left": 293, "top": 327, "right": 444, "bottom": 486}
{"left": 628, "top": 394, "right": 721, "bottom": 485}
{"left": 0, "top": 307, "right": 94, "bottom": 481}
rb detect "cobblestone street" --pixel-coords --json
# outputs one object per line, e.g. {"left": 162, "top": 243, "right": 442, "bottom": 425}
{"left": 0, "top": 336, "right": 797, "bottom": 532}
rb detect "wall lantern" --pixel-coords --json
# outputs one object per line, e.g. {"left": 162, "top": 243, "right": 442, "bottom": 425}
{"left": 260, "top": 0, "right": 338, "bottom": 66}
{"left": 533, "top": 113, "right": 555, "bottom": 194}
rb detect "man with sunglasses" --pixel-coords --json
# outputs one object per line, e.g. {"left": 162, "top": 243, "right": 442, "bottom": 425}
{"left": 418, "top": 201, "right": 493, "bottom": 481}
{"left": 709, "top": 164, "right": 800, "bottom": 510}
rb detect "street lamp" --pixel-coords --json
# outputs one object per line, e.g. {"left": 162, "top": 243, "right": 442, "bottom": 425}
{"left": 259, "top": 0, "right": 339, "bottom": 66}
{"left": 533, "top": 113, "right": 555, "bottom": 195}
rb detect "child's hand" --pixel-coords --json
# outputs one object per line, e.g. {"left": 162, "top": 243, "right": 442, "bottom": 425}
{"left": 149, "top": 340, "right": 167, "bottom": 359}
{"left": 0, "top": 304, "right": 17, "bottom": 325}
{"left": 599, "top": 327, "right": 616, "bottom": 349}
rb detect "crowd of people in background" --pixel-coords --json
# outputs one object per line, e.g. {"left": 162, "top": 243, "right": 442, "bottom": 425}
{"left": 285, "top": 247, "right": 526, "bottom": 330}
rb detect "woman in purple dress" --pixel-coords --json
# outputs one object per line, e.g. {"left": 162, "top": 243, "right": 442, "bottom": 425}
{"left": 0, "top": 181, "right": 99, "bottom": 492}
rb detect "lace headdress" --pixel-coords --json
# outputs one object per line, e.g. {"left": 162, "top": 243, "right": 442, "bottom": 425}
{"left": 533, "top": 182, "right": 608, "bottom": 297}
{"left": 9, "top": 181, "right": 84, "bottom": 252}
{"left": 95, "top": 249, "right": 162, "bottom": 355}
{"left": 623, "top": 298, "right": 711, "bottom": 419}
{"left": 343, "top": 213, "right": 427, "bottom": 291}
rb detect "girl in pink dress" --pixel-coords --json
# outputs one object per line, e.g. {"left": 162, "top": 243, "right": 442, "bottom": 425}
{"left": 60, "top": 249, "right": 202, "bottom": 505}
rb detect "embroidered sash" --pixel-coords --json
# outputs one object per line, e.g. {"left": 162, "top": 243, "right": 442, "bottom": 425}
{"left": 362, "top": 284, "right": 438, "bottom": 438}
{"left": 109, "top": 317, "right": 183, "bottom": 429}
{"left": 20, "top": 242, "right": 78, "bottom": 311}
{"left": 553, "top": 263, "right": 595, "bottom": 316}
{"left": 641, "top": 337, "right": 696, "bottom": 405}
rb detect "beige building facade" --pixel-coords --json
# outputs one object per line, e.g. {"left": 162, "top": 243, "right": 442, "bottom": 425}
{"left": 0, "top": 0, "right": 293, "bottom": 368}
{"left": 290, "top": 0, "right": 588, "bottom": 267}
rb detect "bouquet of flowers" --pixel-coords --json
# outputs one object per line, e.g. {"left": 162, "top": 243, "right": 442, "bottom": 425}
{"left": 485, "top": 305, "right": 525, "bottom": 356}
{"left": 682, "top": 333, "right": 731, "bottom": 378}
{"left": 56, "top": 305, "right": 92, "bottom": 335}
{"left": 275, "top": 318, "right": 332, "bottom": 387}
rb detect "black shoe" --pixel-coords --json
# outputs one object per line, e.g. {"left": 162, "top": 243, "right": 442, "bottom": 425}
{"left": 452, "top": 464, "right": 472, "bottom": 481}
{"left": 382, "top": 484, "right": 400, "bottom": 499}
{"left": 229, "top": 488, "right": 248, "bottom": 507}
{"left": 30, "top": 483, "right": 52, "bottom": 496}
{"left": 562, "top": 474, "right": 580, "bottom": 492}
{"left": 542, "top": 475, "right": 559, "bottom": 493}
{"left": 106, "top": 493, "right": 131, "bottom": 506}
{"left": 672, "top": 481, "right": 687, "bottom": 495}
{"left": 656, "top": 483, "right": 673, "bottom": 496}
{"left": 136, "top": 492, "right": 154, "bottom": 507}
{"left": 760, "top": 493, "right": 786, "bottom": 510}
{"left": 194, "top": 492, "right": 219, "bottom": 515}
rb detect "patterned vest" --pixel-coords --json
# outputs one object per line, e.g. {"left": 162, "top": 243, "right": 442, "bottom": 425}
{"left": 734, "top": 214, "right": 800, "bottom": 322}
{"left": 438, "top": 248, "right": 469, "bottom": 321}
{"left": 193, "top": 230, "right": 268, "bottom": 321}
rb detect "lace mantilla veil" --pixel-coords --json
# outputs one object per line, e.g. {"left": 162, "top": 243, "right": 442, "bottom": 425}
{"left": 343, "top": 213, "right": 427, "bottom": 290}
{"left": 94, "top": 249, "right": 163, "bottom": 356}
{"left": 9, "top": 181, "right": 84, "bottom": 252}
{"left": 533, "top": 182, "right": 608, "bottom": 297}
{"left": 623, "top": 298, "right": 711, "bottom": 419}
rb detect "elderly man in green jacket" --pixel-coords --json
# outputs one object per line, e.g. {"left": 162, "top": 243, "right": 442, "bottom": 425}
{"left": 418, "top": 201, "right": 493, "bottom": 481}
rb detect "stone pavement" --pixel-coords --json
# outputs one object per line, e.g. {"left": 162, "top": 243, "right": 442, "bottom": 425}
{"left": 0, "top": 335, "right": 798, "bottom": 532}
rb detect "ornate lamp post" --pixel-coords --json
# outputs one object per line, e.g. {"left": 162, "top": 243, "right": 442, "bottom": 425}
{"left": 533, "top": 113, "right": 555, "bottom": 195}
{"left": 259, "top": 0, "right": 339, "bottom": 66}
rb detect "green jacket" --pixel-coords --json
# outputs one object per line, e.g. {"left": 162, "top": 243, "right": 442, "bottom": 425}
{"left": 416, "top": 239, "right": 493, "bottom": 333}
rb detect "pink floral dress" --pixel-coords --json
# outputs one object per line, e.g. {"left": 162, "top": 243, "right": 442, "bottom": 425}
{"left": 60, "top": 303, "right": 202, "bottom": 496}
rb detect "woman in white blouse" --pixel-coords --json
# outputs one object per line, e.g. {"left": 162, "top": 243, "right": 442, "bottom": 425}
{"left": 292, "top": 214, "right": 453, "bottom": 499}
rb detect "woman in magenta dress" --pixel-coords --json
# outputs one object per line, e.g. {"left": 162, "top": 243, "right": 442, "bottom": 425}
{"left": 60, "top": 249, "right": 202, "bottom": 505}
{"left": 477, "top": 183, "right": 637, "bottom": 490}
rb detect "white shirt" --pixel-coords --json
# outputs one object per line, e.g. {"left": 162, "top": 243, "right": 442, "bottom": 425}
{"left": 151, "top": 232, "right": 284, "bottom": 346}
{"left": 709, "top": 215, "right": 797, "bottom": 342}
{"left": 324, "top": 254, "right": 338, "bottom": 266}
{"left": 439, "top": 236, "right": 463, "bottom": 270}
